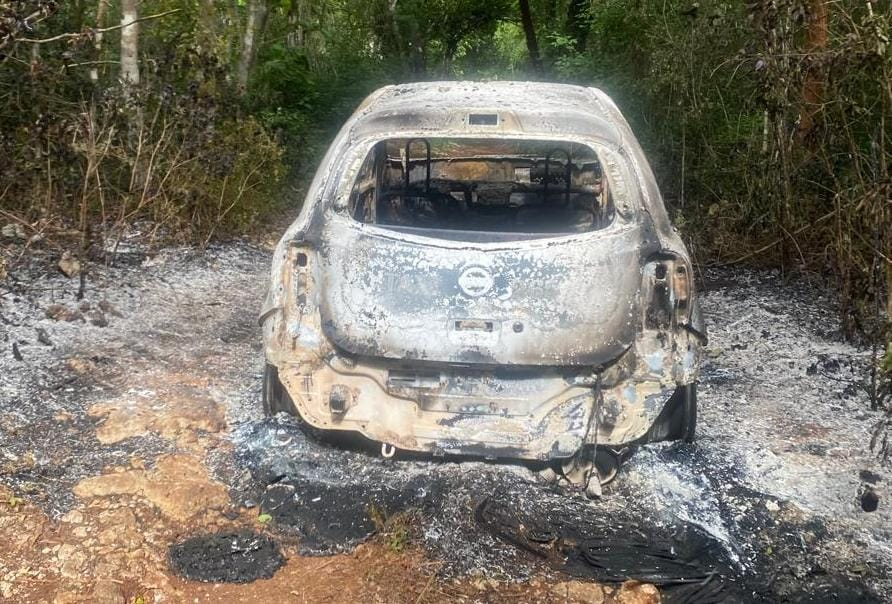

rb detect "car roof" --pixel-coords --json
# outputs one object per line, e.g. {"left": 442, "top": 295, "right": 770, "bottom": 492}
{"left": 349, "top": 81, "right": 624, "bottom": 145}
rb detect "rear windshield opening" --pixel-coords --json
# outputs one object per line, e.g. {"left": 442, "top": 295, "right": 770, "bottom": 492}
{"left": 348, "top": 138, "right": 614, "bottom": 237}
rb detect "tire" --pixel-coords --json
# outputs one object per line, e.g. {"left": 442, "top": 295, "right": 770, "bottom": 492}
{"left": 676, "top": 383, "right": 697, "bottom": 443}
{"left": 642, "top": 383, "right": 697, "bottom": 443}
{"left": 262, "top": 363, "right": 298, "bottom": 416}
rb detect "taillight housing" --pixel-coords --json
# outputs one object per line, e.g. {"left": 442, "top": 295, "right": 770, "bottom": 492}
{"left": 644, "top": 256, "right": 691, "bottom": 330}
{"left": 291, "top": 245, "right": 313, "bottom": 308}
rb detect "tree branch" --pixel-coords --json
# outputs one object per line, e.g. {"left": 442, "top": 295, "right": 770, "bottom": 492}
{"left": 62, "top": 60, "right": 120, "bottom": 70}
{"left": 18, "top": 9, "right": 182, "bottom": 45}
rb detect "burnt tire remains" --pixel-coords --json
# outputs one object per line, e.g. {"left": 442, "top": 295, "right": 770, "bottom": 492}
{"left": 474, "top": 495, "right": 736, "bottom": 603}
{"left": 262, "top": 363, "right": 298, "bottom": 417}
{"left": 642, "top": 384, "right": 697, "bottom": 444}
{"left": 168, "top": 530, "right": 284, "bottom": 583}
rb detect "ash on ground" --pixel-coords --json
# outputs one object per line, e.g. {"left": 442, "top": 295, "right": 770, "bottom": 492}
{"left": 1, "top": 241, "right": 890, "bottom": 601}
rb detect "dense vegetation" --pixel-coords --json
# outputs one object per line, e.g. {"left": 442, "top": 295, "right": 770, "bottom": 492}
{"left": 0, "top": 0, "right": 890, "bottom": 404}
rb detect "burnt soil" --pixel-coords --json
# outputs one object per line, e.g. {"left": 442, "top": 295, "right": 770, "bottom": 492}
{"left": 1, "top": 238, "right": 890, "bottom": 603}
{"left": 168, "top": 530, "right": 284, "bottom": 583}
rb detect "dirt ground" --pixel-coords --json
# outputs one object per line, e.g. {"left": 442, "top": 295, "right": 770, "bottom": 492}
{"left": 0, "top": 236, "right": 890, "bottom": 603}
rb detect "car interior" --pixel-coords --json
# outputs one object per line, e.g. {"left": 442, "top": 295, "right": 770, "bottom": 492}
{"left": 348, "top": 138, "right": 614, "bottom": 236}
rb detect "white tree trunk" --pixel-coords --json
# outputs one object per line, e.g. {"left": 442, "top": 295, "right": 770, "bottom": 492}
{"left": 237, "top": 0, "right": 268, "bottom": 92}
{"left": 120, "top": 0, "right": 140, "bottom": 85}
{"left": 90, "top": 0, "right": 108, "bottom": 82}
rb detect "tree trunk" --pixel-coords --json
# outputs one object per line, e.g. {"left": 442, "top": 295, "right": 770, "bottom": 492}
{"left": 443, "top": 38, "right": 459, "bottom": 75}
{"left": 798, "top": 0, "right": 828, "bottom": 139}
{"left": 887, "top": 260, "right": 892, "bottom": 334}
{"left": 566, "top": 0, "right": 588, "bottom": 53}
{"left": 237, "top": 0, "right": 269, "bottom": 92}
{"left": 71, "top": 0, "right": 87, "bottom": 32}
{"left": 386, "top": 0, "right": 406, "bottom": 65}
{"left": 409, "top": 29, "right": 425, "bottom": 75}
{"left": 90, "top": 0, "right": 108, "bottom": 83}
{"left": 197, "top": 0, "right": 217, "bottom": 53}
{"left": 518, "top": 0, "right": 542, "bottom": 73}
{"left": 286, "top": 0, "right": 304, "bottom": 49}
{"left": 120, "top": 0, "right": 139, "bottom": 85}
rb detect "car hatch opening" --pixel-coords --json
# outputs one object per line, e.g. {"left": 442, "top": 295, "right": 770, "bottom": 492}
{"left": 347, "top": 138, "right": 615, "bottom": 240}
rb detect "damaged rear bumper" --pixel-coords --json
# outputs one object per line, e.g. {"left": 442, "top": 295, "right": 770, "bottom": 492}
{"left": 273, "top": 333, "right": 699, "bottom": 461}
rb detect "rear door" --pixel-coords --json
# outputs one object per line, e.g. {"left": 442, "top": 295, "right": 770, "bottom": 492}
{"left": 316, "top": 214, "right": 644, "bottom": 367}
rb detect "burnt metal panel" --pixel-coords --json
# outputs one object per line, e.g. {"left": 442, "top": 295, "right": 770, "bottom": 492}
{"left": 316, "top": 214, "right": 643, "bottom": 366}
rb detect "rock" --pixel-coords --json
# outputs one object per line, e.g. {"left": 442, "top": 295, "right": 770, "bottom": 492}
{"left": 86, "top": 309, "right": 109, "bottom": 327}
{"left": 36, "top": 327, "right": 52, "bottom": 346}
{"left": 66, "top": 357, "right": 96, "bottom": 375}
{"left": 861, "top": 486, "right": 879, "bottom": 512}
{"left": 1, "top": 223, "right": 26, "bottom": 240}
{"left": 550, "top": 580, "right": 605, "bottom": 603}
{"left": 46, "top": 304, "right": 84, "bottom": 322}
{"left": 98, "top": 300, "right": 123, "bottom": 317}
{"left": 45, "top": 304, "right": 64, "bottom": 320}
{"left": 56, "top": 543, "right": 76, "bottom": 562}
{"left": 61, "top": 510, "right": 84, "bottom": 524}
{"left": 58, "top": 251, "right": 81, "bottom": 278}
{"left": 141, "top": 252, "right": 169, "bottom": 268}
{"left": 90, "top": 579, "right": 124, "bottom": 604}
{"left": 73, "top": 454, "right": 229, "bottom": 521}
{"left": 59, "top": 547, "right": 89, "bottom": 580}
{"left": 616, "top": 581, "right": 660, "bottom": 604}
{"left": 0, "top": 255, "right": 6, "bottom": 281}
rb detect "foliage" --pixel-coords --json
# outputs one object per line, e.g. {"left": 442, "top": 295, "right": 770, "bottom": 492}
{"left": 1, "top": 72, "right": 282, "bottom": 245}
{"left": 367, "top": 504, "right": 415, "bottom": 553}
{"left": 1, "top": 1, "right": 284, "bottom": 246}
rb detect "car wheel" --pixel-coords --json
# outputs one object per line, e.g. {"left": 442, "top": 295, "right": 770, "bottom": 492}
{"left": 262, "top": 363, "right": 298, "bottom": 416}
{"left": 642, "top": 383, "right": 697, "bottom": 443}
{"left": 679, "top": 383, "right": 697, "bottom": 442}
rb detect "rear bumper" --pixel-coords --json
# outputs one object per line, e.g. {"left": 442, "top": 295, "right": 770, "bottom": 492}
{"left": 273, "top": 351, "right": 690, "bottom": 461}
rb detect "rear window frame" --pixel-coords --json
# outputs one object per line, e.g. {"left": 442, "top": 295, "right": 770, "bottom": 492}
{"left": 328, "top": 134, "right": 640, "bottom": 242}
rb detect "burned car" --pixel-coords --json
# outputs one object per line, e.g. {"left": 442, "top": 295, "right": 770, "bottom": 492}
{"left": 260, "top": 82, "right": 706, "bottom": 496}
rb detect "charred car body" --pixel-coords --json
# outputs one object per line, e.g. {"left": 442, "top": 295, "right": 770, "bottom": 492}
{"left": 261, "top": 82, "right": 706, "bottom": 496}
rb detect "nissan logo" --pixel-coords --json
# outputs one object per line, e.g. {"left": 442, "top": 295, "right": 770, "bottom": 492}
{"left": 458, "top": 266, "right": 494, "bottom": 297}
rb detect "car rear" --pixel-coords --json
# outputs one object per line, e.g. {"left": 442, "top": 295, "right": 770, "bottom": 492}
{"left": 261, "top": 82, "right": 704, "bottom": 464}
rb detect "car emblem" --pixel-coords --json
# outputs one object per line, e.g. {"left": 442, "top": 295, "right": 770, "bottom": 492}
{"left": 458, "top": 266, "right": 494, "bottom": 297}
